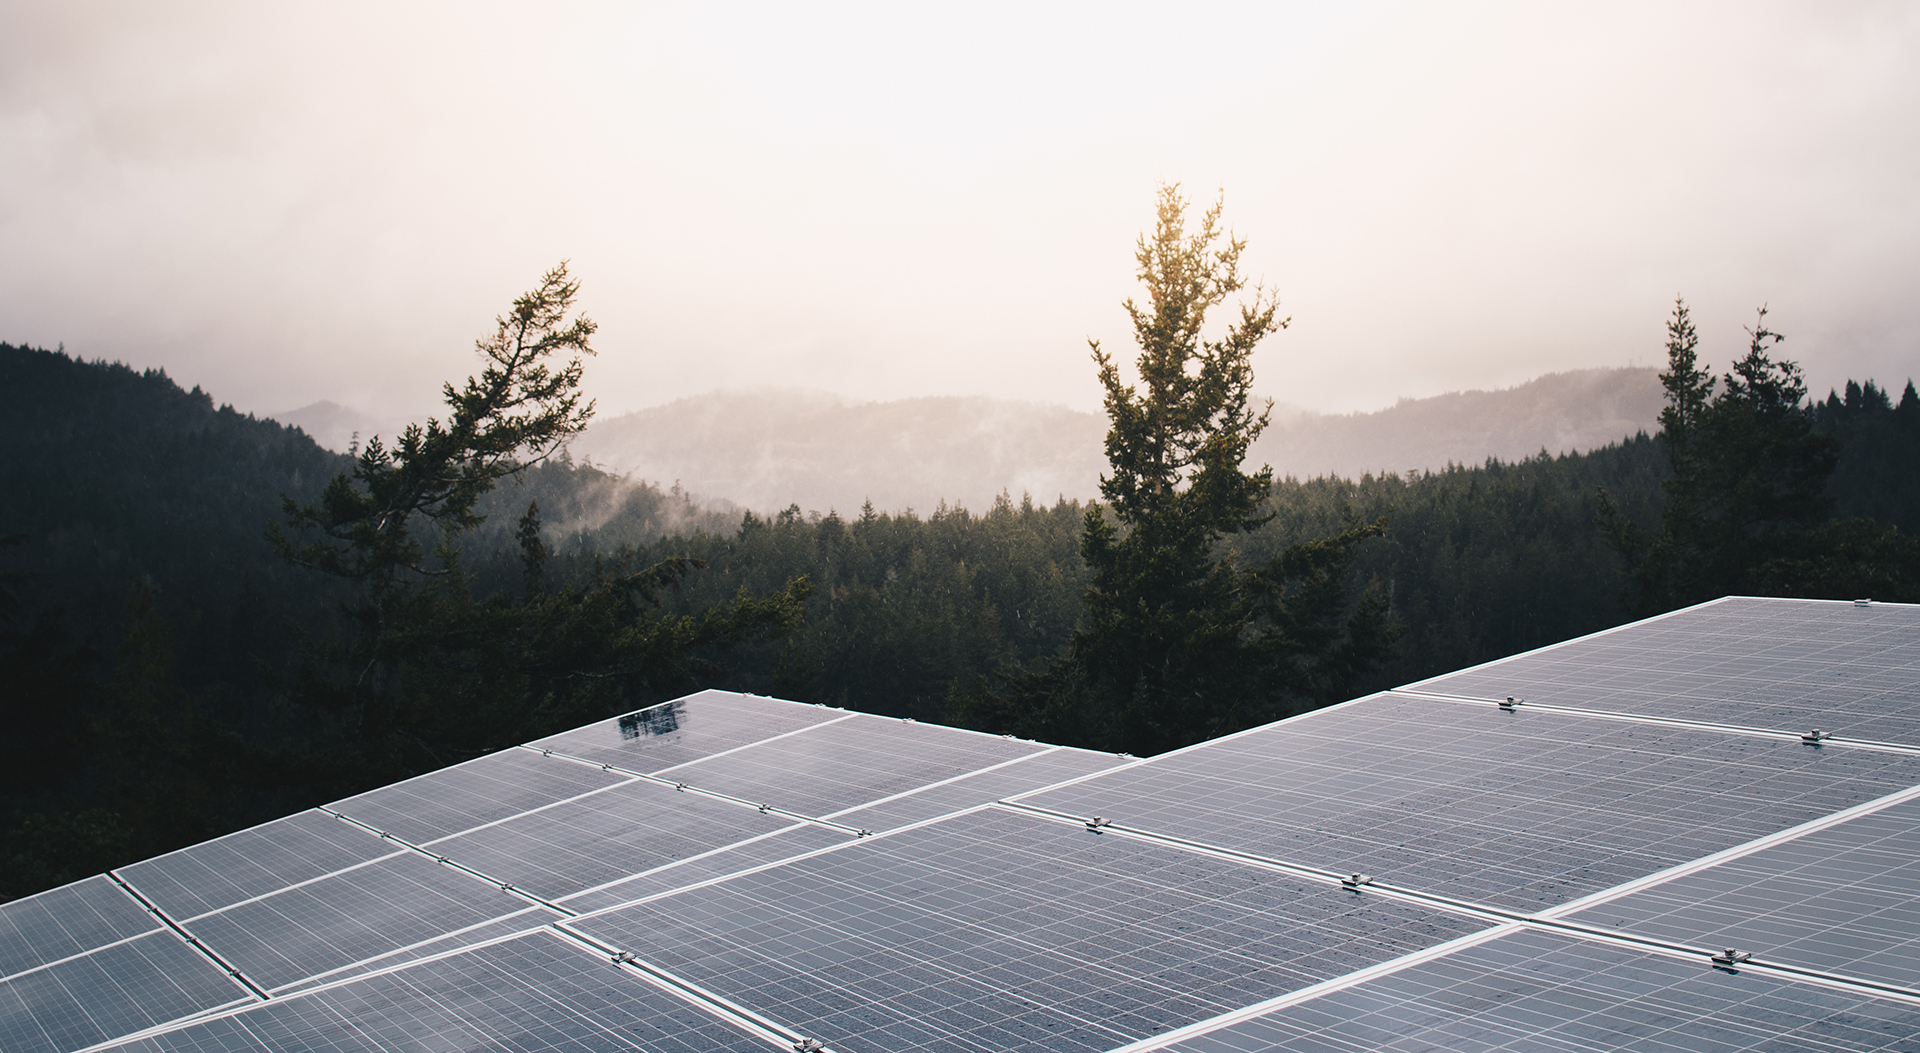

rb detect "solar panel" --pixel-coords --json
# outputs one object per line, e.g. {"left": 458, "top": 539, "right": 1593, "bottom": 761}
{"left": 0, "top": 875, "right": 158, "bottom": 978}
{"left": 1014, "top": 692, "right": 1920, "bottom": 911}
{"left": 325, "top": 747, "right": 629, "bottom": 845}
{"left": 650, "top": 712, "right": 1048, "bottom": 817}
{"left": 9, "top": 596, "right": 1919, "bottom": 1053}
{"left": 118, "top": 810, "right": 403, "bottom": 921}
{"left": 101, "top": 932, "right": 770, "bottom": 1053}
{"left": 1567, "top": 792, "right": 1920, "bottom": 990}
{"left": 421, "top": 776, "right": 808, "bottom": 902}
{"left": 183, "top": 850, "right": 532, "bottom": 992}
{"left": 0, "top": 930, "right": 249, "bottom": 1053}
{"left": 826, "top": 746, "right": 1129, "bottom": 834}
{"left": 1135, "top": 927, "right": 1920, "bottom": 1053}
{"left": 573, "top": 807, "right": 1493, "bottom": 1053}
{"left": 560, "top": 822, "right": 856, "bottom": 914}
{"left": 1408, "top": 598, "right": 1920, "bottom": 744}
{"left": 527, "top": 690, "right": 850, "bottom": 773}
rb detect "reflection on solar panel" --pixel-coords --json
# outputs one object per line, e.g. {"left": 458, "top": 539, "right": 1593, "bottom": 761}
{"left": 4, "top": 596, "right": 1918, "bottom": 1052}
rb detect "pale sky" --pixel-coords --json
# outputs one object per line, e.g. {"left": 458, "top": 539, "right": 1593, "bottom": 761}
{"left": 3, "top": 1, "right": 1916, "bottom": 421}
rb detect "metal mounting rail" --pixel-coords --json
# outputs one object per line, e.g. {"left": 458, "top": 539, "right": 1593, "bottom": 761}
{"left": 318, "top": 807, "right": 579, "bottom": 917}
{"left": 107, "top": 871, "right": 269, "bottom": 1000}
{"left": 992, "top": 801, "right": 1920, "bottom": 1008}
{"left": 553, "top": 924, "right": 842, "bottom": 1053}
{"left": 1390, "top": 688, "right": 1920, "bottom": 756}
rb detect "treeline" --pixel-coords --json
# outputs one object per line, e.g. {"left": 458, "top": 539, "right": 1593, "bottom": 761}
{"left": 3, "top": 339, "right": 1917, "bottom": 899}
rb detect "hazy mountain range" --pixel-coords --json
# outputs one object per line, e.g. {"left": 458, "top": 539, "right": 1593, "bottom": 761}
{"left": 281, "top": 367, "right": 1665, "bottom": 515}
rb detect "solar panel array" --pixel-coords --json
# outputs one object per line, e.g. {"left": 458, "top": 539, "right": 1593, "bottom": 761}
{"left": 3, "top": 596, "right": 1918, "bottom": 1052}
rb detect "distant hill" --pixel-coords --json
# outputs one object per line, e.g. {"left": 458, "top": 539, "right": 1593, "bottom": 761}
{"left": 276, "top": 400, "right": 414, "bottom": 454}
{"left": 572, "top": 368, "right": 1665, "bottom": 514}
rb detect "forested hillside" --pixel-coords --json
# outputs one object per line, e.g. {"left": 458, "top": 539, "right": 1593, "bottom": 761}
{"left": 2, "top": 340, "right": 1916, "bottom": 900}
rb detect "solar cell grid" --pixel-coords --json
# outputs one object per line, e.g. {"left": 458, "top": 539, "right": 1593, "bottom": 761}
{"left": 561, "top": 822, "right": 854, "bottom": 914}
{"left": 655, "top": 713, "right": 1046, "bottom": 817}
{"left": 825, "top": 746, "right": 1128, "bottom": 833}
{"left": 423, "top": 777, "right": 802, "bottom": 902}
{"left": 575, "top": 807, "right": 1491, "bottom": 1053}
{"left": 0, "top": 930, "right": 247, "bottom": 1053}
{"left": 118, "top": 811, "right": 400, "bottom": 922}
{"left": 1142, "top": 927, "right": 1920, "bottom": 1053}
{"left": 0, "top": 875, "right": 157, "bottom": 979}
{"left": 526, "top": 689, "right": 849, "bottom": 773}
{"left": 1409, "top": 599, "right": 1920, "bottom": 745}
{"left": 98, "top": 933, "right": 768, "bottom": 1053}
{"left": 1568, "top": 794, "right": 1920, "bottom": 991}
{"left": 1014, "top": 693, "right": 1920, "bottom": 912}
{"left": 185, "top": 850, "right": 531, "bottom": 992}
{"left": 268, "top": 905, "right": 560, "bottom": 995}
{"left": 326, "top": 748, "right": 628, "bottom": 845}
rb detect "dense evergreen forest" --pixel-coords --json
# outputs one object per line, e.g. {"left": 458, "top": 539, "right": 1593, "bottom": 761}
{"left": 3, "top": 336, "right": 1917, "bottom": 901}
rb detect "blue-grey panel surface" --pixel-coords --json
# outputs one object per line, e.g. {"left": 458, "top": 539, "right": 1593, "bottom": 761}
{"left": 527, "top": 690, "right": 847, "bottom": 773}
{"left": 187, "top": 851, "right": 530, "bottom": 992}
{"left": 656, "top": 713, "right": 1046, "bottom": 817}
{"left": 119, "top": 810, "right": 398, "bottom": 921}
{"left": 269, "top": 905, "right": 560, "bottom": 996}
{"left": 326, "top": 747, "right": 627, "bottom": 845}
{"left": 1150, "top": 927, "right": 1920, "bottom": 1053}
{"left": 0, "top": 930, "right": 246, "bottom": 1053}
{"left": 561, "top": 822, "right": 853, "bottom": 914}
{"left": 1407, "top": 598, "right": 1920, "bottom": 745}
{"left": 826, "top": 746, "right": 1129, "bottom": 833}
{"left": 576, "top": 807, "right": 1490, "bottom": 1053}
{"left": 1569, "top": 794, "right": 1920, "bottom": 989}
{"left": 0, "top": 875, "right": 157, "bottom": 978}
{"left": 425, "top": 778, "right": 801, "bottom": 901}
{"left": 1015, "top": 693, "right": 1920, "bottom": 912}
{"left": 99, "top": 933, "right": 767, "bottom": 1053}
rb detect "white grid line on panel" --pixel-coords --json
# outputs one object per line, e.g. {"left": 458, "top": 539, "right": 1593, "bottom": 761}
{"left": 106, "top": 871, "right": 268, "bottom": 1002}
{"left": 531, "top": 747, "right": 873, "bottom": 835}
{"left": 817, "top": 744, "right": 1069, "bottom": 821}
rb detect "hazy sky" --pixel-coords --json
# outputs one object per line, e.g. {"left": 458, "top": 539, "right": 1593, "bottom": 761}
{"left": 4, "top": 1, "right": 1917, "bottom": 421}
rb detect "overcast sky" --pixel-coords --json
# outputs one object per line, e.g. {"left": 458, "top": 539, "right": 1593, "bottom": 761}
{"left": 3, "top": 1, "right": 1916, "bottom": 421}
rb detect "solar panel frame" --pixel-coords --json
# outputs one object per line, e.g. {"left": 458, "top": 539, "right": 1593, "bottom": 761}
{"left": 1013, "top": 692, "right": 1920, "bottom": 912}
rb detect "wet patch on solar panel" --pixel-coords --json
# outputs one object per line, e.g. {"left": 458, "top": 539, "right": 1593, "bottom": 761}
{"left": 574, "top": 807, "right": 1492, "bottom": 1053}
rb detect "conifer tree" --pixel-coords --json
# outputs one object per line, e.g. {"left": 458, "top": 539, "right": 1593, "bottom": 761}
{"left": 967, "top": 186, "right": 1394, "bottom": 754}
